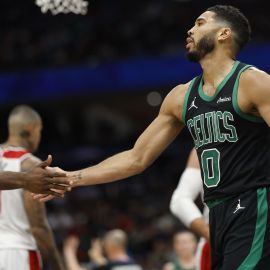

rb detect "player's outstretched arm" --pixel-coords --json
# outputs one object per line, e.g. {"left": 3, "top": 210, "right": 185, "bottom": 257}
{"left": 68, "top": 84, "right": 188, "bottom": 187}
{"left": 0, "top": 155, "right": 71, "bottom": 194}
{"left": 22, "top": 156, "right": 65, "bottom": 270}
{"left": 0, "top": 171, "right": 29, "bottom": 190}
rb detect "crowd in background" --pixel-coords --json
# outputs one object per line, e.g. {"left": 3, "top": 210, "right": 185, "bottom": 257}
{"left": 1, "top": 0, "right": 269, "bottom": 269}
{"left": 1, "top": 0, "right": 269, "bottom": 70}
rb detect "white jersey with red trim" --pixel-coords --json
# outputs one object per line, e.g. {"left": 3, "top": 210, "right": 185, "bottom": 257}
{"left": 0, "top": 147, "right": 38, "bottom": 250}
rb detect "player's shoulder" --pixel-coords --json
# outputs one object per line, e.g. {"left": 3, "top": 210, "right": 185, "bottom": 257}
{"left": 170, "top": 80, "right": 193, "bottom": 98}
{"left": 21, "top": 154, "right": 41, "bottom": 171}
{"left": 240, "top": 66, "right": 270, "bottom": 85}
{"left": 160, "top": 80, "right": 194, "bottom": 120}
{"left": 240, "top": 66, "right": 270, "bottom": 97}
{"left": 164, "top": 80, "right": 193, "bottom": 107}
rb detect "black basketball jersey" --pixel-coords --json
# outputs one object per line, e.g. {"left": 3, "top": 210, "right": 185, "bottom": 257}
{"left": 182, "top": 61, "right": 270, "bottom": 201}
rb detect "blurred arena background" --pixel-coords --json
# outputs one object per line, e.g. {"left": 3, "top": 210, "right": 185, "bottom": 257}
{"left": 0, "top": 0, "right": 269, "bottom": 269}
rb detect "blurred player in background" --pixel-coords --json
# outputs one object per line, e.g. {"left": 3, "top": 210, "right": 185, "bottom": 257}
{"left": 0, "top": 105, "right": 64, "bottom": 270}
{"left": 163, "top": 230, "right": 197, "bottom": 270}
{"left": 63, "top": 229, "right": 142, "bottom": 270}
{"left": 170, "top": 149, "right": 210, "bottom": 270}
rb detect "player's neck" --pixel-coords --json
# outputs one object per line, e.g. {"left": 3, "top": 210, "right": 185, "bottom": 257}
{"left": 200, "top": 51, "right": 235, "bottom": 87}
{"left": 5, "top": 137, "right": 29, "bottom": 151}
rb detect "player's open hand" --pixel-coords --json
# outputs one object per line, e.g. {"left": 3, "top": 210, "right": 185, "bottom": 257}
{"left": 25, "top": 155, "right": 72, "bottom": 197}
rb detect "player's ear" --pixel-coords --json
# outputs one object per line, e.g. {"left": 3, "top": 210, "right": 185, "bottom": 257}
{"left": 218, "top": 27, "right": 232, "bottom": 41}
{"left": 19, "top": 130, "right": 30, "bottom": 138}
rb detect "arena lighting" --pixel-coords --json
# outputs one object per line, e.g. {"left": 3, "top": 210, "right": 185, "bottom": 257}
{"left": 147, "top": 92, "right": 163, "bottom": 107}
{"left": 35, "top": 0, "right": 88, "bottom": 15}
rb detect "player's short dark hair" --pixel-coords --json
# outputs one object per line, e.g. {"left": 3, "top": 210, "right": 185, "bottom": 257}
{"left": 207, "top": 5, "right": 251, "bottom": 52}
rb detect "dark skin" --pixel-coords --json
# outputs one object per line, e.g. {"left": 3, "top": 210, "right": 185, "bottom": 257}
{"left": 22, "top": 155, "right": 65, "bottom": 270}
{"left": 0, "top": 155, "right": 71, "bottom": 196}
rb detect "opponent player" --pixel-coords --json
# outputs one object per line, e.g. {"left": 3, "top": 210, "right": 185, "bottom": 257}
{"left": 0, "top": 155, "right": 70, "bottom": 194}
{"left": 38, "top": 5, "right": 270, "bottom": 269}
{"left": 170, "top": 148, "right": 210, "bottom": 270}
{"left": 0, "top": 105, "right": 64, "bottom": 270}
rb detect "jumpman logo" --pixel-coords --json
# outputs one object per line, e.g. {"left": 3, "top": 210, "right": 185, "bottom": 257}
{"left": 233, "top": 199, "right": 245, "bottom": 214}
{"left": 188, "top": 97, "right": 198, "bottom": 111}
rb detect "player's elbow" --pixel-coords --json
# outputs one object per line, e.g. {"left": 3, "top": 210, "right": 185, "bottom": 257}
{"left": 170, "top": 194, "right": 180, "bottom": 216}
{"left": 130, "top": 150, "right": 150, "bottom": 174}
{"left": 131, "top": 158, "right": 147, "bottom": 175}
{"left": 169, "top": 191, "right": 188, "bottom": 217}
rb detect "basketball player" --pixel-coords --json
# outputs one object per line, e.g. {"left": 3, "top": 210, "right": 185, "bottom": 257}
{"left": 0, "top": 105, "right": 64, "bottom": 270}
{"left": 170, "top": 149, "right": 211, "bottom": 270}
{"left": 37, "top": 5, "right": 270, "bottom": 269}
{"left": 0, "top": 155, "right": 70, "bottom": 194}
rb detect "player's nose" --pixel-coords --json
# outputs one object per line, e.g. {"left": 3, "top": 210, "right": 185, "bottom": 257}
{"left": 187, "top": 27, "right": 194, "bottom": 37}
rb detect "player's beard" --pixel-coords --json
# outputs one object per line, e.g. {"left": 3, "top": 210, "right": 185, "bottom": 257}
{"left": 187, "top": 32, "right": 216, "bottom": 62}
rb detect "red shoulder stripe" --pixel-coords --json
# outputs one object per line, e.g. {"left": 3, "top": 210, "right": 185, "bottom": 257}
{"left": 2, "top": 150, "right": 28, "bottom": 158}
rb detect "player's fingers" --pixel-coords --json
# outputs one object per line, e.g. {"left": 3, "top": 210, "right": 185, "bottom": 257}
{"left": 48, "top": 183, "right": 70, "bottom": 191}
{"left": 32, "top": 194, "right": 47, "bottom": 200}
{"left": 45, "top": 170, "right": 66, "bottom": 178}
{"left": 38, "top": 155, "right": 52, "bottom": 168}
{"left": 37, "top": 195, "right": 55, "bottom": 203}
{"left": 46, "top": 189, "right": 65, "bottom": 198}
{"left": 45, "top": 177, "right": 72, "bottom": 186}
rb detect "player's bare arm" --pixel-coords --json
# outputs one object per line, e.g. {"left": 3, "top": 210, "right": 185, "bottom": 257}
{"left": 0, "top": 171, "right": 30, "bottom": 190}
{"left": 239, "top": 68, "right": 270, "bottom": 125}
{"left": 22, "top": 156, "right": 65, "bottom": 270}
{"left": 69, "top": 83, "right": 190, "bottom": 187}
{"left": 0, "top": 155, "right": 70, "bottom": 194}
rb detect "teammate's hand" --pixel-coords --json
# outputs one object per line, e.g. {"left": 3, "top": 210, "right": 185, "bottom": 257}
{"left": 24, "top": 155, "right": 72, "bottom": 197}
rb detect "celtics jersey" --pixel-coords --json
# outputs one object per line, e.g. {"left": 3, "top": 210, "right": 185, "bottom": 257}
{"left": 182, "top": 61, "right": 270, "bottom": 201}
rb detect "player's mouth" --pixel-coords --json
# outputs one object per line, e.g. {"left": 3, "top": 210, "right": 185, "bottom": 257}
{"left": 186, "top": 37, "right": 194, "bottom": 49}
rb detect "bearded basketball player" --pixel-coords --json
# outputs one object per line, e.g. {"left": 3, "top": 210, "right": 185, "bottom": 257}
{"left": 38, "top": 5, "right": 270, "bottom": 269}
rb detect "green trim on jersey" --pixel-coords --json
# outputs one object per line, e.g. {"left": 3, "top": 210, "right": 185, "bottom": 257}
{"left": 182, "top": 78, "right": 197, "bottom": 124}
{"left": 206, "top": 195, "right": 233, "bottom": 209}
{"left": 198, "top": 61, "right": 240, "bottom": 102}
{"left": 237, "top": 188, "right": 268, "bottom": 270}
{"left": 232, "top": 65, "right": 264, "bottom": 123}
